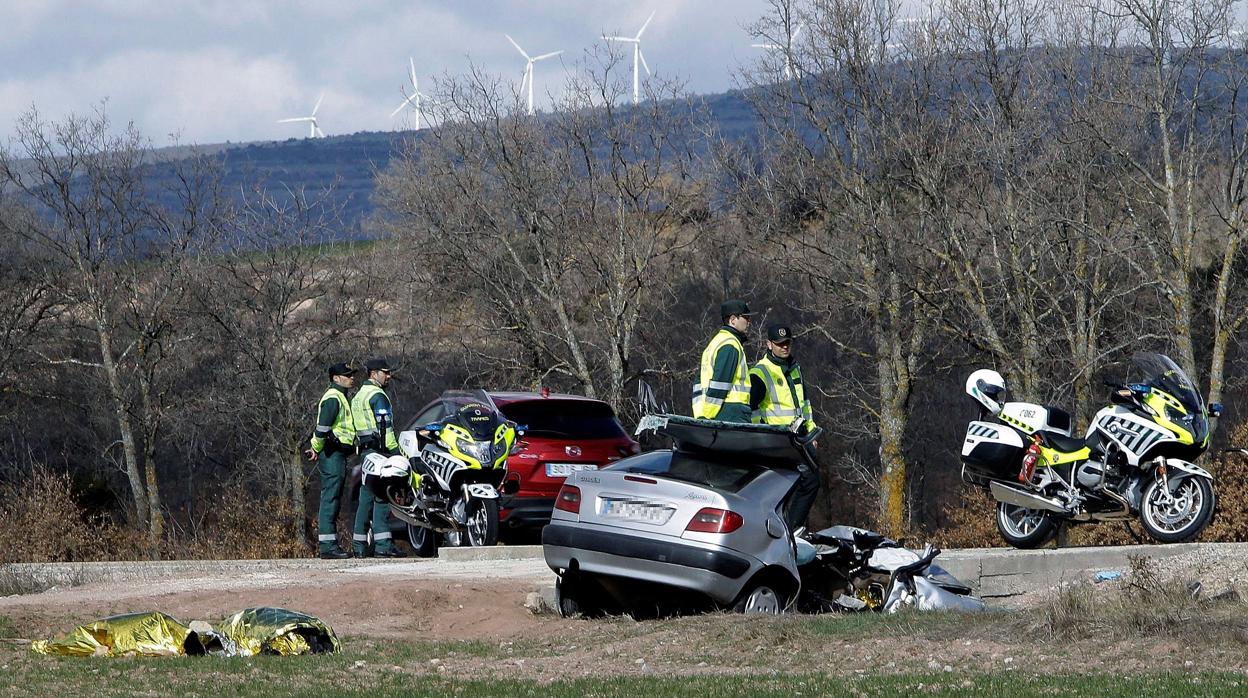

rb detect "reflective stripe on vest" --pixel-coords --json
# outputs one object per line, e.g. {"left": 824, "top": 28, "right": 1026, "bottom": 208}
{"left": 312, "top": 386, "right": 355, "bottom": 452}
{"left": 750, "top": 355, "right": 814, "bottom": 429}
{"left": 693, "top": 329, "right": 750, "bottom": 418}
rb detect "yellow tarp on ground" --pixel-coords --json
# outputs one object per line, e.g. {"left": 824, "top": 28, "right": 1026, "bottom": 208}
{"left": 31, "top": 611, "right": 189, "bottom": 657}
{"left": 31, "top": 606, "right": 339, "bottom": 657}
{"left": 216, "top": 607, "right": 341, "bottom": 656}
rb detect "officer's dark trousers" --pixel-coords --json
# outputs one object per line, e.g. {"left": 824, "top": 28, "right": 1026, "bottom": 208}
{"left": 317, "top": 448, "right": 348, "bottom": 553}
{"left": 353, "top": 449, "right": 395, "bottom": 555}
{"left": 785, "top": 461, "right": 821, "bottom": 531}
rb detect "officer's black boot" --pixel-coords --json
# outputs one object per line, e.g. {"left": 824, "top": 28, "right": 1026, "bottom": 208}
{"left": 319, "top": 547, "right": 351, "bottom": 560}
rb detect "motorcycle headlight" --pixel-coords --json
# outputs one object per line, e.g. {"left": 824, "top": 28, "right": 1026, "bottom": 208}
{"left": 1165, "top": 405, "right": 1193, "bottom": 426}
{"left": 460, "top": 440, "right": 492, "bottom": 465}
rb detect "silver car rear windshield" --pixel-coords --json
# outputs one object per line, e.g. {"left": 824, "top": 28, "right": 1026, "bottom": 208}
{"left": 602, "top": 451, "right": 767, "bottom": 493}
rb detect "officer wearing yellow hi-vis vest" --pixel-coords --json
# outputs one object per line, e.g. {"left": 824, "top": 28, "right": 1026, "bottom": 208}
{"left": 692, "top": 299, "right": 753, "bottom": 422}
{"left": 351, "top": 358, "right": 403, "bottom": 558}
{"left": 750, "top": 323, "right": 821, "bottom": 530}
{"left": 304, "top": 362, "right": 357, "bottom": 559}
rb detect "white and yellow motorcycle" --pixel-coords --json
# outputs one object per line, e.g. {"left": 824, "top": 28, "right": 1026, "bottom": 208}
{"left": 959, "top": 353, "right": 1220, "bottom": 548}
{"left": 362, "top": 391, "right": 520, "bottom": 557}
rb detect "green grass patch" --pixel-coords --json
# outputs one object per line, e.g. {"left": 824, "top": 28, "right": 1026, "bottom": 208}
{"left": 342, "top": 636, "right": 524, "bottom": 662}
{"left": 0, "top": 654, "right": 1240, "bottom": 698}
{"left": 0, "top": 615, "right": 15, "bottom": 639}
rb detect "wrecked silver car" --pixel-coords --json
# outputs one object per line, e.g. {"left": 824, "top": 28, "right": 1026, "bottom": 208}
{"left": 543, "top": 415, "right": 983, "bottom": 617}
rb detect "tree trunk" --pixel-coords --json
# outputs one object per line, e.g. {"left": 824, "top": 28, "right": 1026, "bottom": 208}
{"left": 1208, "top": 225, "right": 1242, "bottom": 406}
{"left": 136, "top": 342, "right": 165, "bottom": 550}
{"left": 277, "top": 379, "right": 308, "bottom": 541}
{"left": 288, "top": 448, "right": 307, "bottom": 540}
{"left": 95, "top": 312, "right": 149, "bottom": 530}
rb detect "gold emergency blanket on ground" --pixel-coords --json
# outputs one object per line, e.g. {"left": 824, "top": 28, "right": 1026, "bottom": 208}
{"left": 30, "top": 611, "right": 189, "bottom": 657}
{"left": 215, "top": 606, "right": 340, "bottom": 656}
{"left": 30, "top": 606, "right": 339, "bottom": 657}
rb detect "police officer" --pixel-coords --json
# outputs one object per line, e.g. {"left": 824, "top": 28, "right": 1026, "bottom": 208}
{"left": 304, "top": 362, "right": 357, "bottom": 559}
{"left": 693, "top": 299, "right": 753, "bottom": 422}
{"left": 750, "top": 323, "right": 821, "bottom": 530}
{"left": 351, "top": 358, "right": 403, "bottom": 558}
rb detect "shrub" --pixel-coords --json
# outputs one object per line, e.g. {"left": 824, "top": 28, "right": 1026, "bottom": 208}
{"left": 179, "top": 488, "right": 309, "bottom": 560}
{"left": 0, "top": 465, "right": 137, "bottom": 564}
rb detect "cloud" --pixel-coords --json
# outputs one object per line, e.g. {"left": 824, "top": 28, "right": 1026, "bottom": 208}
{"left": 0, "top": 0, "right": 773, "bottom": 144}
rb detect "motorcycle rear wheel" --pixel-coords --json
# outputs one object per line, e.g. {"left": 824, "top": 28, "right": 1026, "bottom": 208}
{"left": 996, "top": 502, "right": 1057, "bottom": 549}
{"left": 1139, "top": 476, "right": 1215, "bottom": 543}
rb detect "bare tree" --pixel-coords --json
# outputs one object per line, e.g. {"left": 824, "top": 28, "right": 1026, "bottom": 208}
{"left": 374, "top": 50, "right": 706, "bottom": 409}
{"left": 727, "top": 0, "right": 944, "bottom": 535}
{"left": 193, "top": 186, "right": 381, "bottom": 539}
{"left": 0, "top": 107, "right": 220, "bottom": 543}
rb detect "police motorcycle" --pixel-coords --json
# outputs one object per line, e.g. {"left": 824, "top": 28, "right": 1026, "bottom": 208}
{"left": 959, "top": 353, "right": 1220, "bottom": 548}
{"left": 361, "top": 390, "right": 521, "bottom": 558}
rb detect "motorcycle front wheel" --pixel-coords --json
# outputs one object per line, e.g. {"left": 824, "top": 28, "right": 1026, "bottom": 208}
{"left": 1139, "top": 476, "right": 1215, "bottom": 543}
{"left": 996, "top": 501, "right": 1057, "bottom": 549}
{"left": 464, "top": 497, "right": 500, "bottom": 547}
{"left": 407, "top": 522, "right": 438, "bottom": 558}
{"left": 444, "top": 497, "right": 501, "bottom": 547}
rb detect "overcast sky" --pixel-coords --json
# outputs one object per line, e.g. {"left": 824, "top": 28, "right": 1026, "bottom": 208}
{"left": 0, "top": 0, "right": 791, "bottom": 146}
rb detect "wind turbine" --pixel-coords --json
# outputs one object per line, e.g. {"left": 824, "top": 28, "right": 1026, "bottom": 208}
{"left": 603, "top": 10, "right": 656, "bottom": 104}
{"left": 506, "top": 35, "right": 562, "bottom": 115}
{"left": 391, "top": 57, "right": 432, "bottom": 129}
{"left": 277, "top": 93, "right": 325, "bottom": 138}
{"left": 751, "top": 22, "right": 804, "bottom": 80}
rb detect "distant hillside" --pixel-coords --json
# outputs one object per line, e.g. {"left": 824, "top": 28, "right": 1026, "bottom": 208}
{"left": 153, "top": 88, "right": 763, "bottom": 236}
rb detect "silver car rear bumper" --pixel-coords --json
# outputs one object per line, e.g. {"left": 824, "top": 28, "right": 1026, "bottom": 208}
{"left": 543, "top": 521, "right": 762, "bottom": 604}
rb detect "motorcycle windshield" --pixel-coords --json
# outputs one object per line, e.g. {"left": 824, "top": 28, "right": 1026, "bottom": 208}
{"left": 1130, "top": 352, "right": 1208, "bottom": 442}
{"left": 439, "top": 389, "right": 502, "bottom": 415}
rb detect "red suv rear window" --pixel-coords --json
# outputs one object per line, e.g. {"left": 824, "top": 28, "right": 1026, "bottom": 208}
{"left": 499, "top": 400, "right": 628, "bottom": 439}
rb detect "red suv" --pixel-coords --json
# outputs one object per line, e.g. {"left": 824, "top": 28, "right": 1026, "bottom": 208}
{"left": 404, "top": 390, "right": 640, "bottom": 531}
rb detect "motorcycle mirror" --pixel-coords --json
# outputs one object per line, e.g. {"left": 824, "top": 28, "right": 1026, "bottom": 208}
{"left": 1110, "top": 389, "right": 1135, "bottom": 406}
{"left": 1210, "top": 402, "right": 1224, "bottom": 418}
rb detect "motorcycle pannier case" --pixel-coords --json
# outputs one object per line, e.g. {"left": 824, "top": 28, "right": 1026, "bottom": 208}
{"left": 960, "top": 420, "right": 1025, "bottom": 480}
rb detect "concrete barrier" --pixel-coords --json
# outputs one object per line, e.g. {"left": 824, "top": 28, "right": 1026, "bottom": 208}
{"left": 938, "top": 541, "right": 1248, "bottom": 598}
{"left": 7, "top": 542, "right": 1243, "bottom": 602}
{"left": 0, "top": 557, "right": 421, "bottom": 590}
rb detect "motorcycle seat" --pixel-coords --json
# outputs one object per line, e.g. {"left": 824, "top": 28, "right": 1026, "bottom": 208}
{"left": 1037, "top": 431, "right": 1087, "bottom": 454}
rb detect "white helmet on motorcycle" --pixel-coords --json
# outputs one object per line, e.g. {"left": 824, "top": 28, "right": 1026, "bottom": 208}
{"left": 361, "top": 453, "right": 413, "bottom": 505}
{"left": 965, "top": 369, "right": 1007, "bottom": 415}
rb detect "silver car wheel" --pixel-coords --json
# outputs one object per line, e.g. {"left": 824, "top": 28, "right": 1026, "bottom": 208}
{"left": 740, "top": 585, "right": 782, "bottom": 615}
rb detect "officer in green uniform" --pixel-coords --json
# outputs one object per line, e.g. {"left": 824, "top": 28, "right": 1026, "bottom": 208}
{"left": 693, "top": 299, "right": 753, "bottom": 422}
{"left": 750, "top": 323, "right": 821, "bottom": 530}
{"left": 304, "top": 362, "right": 357, "bottom": 559}
{"left": 351, "top": 358, "right": 404, "bottom": 558}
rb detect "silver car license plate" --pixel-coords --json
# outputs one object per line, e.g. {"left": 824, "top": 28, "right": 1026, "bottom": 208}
{"left": 599, "top": 497, "right": 674, "bottom": 525}
{"left": 546, "top": 463, "right": 598, "bottom": 478}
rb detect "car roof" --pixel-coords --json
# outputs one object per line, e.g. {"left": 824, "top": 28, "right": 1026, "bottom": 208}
{"left": 636, "top": 414, "right": 809, "bottom": 466}
{"left": 482, "top": 391, "right": 610, "bottom": 406}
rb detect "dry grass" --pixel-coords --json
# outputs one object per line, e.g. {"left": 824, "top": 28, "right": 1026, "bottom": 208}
{"left": 1028, "top": 555, "right": 1248, "bottom": 643}
{"left": 0, "top": 465, "right": 309, "bottom": 564}
{"left": 177, "top": 488, "right": 309, "bottom": 560}
{"left": 0, "top": 466, "right": 143, "bottom": 564}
